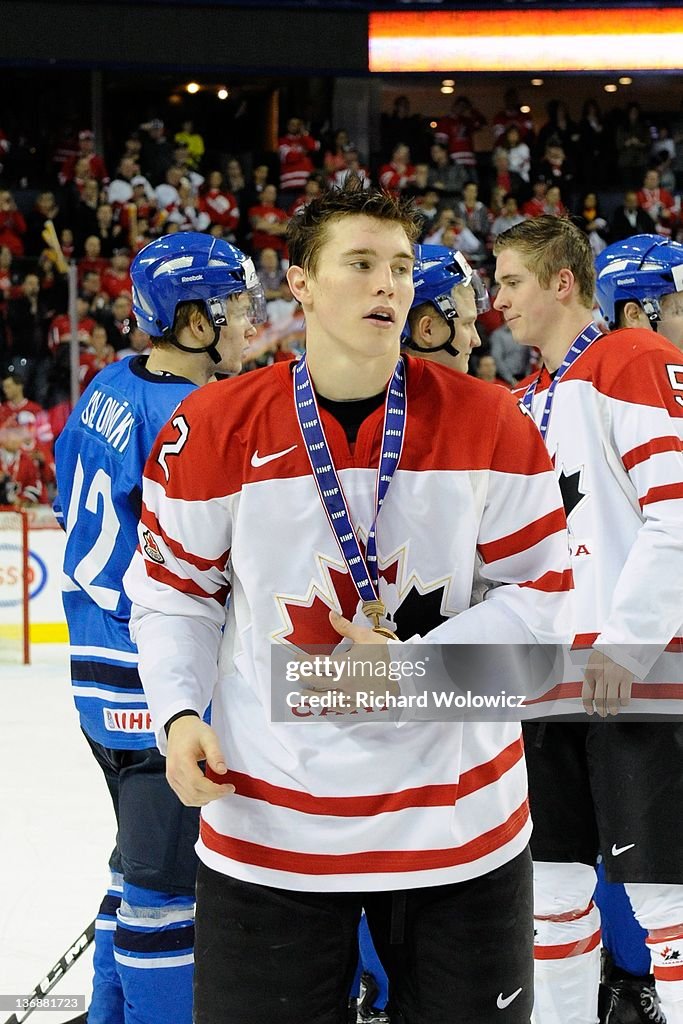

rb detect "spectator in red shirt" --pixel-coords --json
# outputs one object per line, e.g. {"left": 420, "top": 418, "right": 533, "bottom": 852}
{"left": 637, "top": 167, "right": 678, "bottom": 237}
{"left": 0, "top": 425, "right": 42, "bottom": 506}
{"left": 0, "top": 190, "right": 27, "bottom": 258}
{"left": 542, "top": 184, "right": 568, "bottom": 218}
{"left": 249, "top": 184, "right": 290, "bottom": 256}
{"left": 60, "top": 130, "right": 109, "bottom": 187}
{"left": 79, "top": 322, "right": 116, "bottom": 390}
{"left": 49, "top": 296, "right": 97, "bottom": 351}
{"left": 522, "top": 180, "right": 548, "bottom": 218}
{"left": 101, "top": 249, "right": 133, "bottom": 301}
{"left": 378, "top": 144, "right": 416, "bottom": 196}
{"left": 433, "top": 95, "right": 486, "bottom": 179}
{"left": 278, "top": 117, "right": 320, "bottom": 198}
{"left": 0, "top": 371, "right": 43, "bottom": 429}
{"left": 0, "top": 372, "right": 54, "bottom": 501}
{"left": 199, "top": 171, "right": 240, "bottom": 238}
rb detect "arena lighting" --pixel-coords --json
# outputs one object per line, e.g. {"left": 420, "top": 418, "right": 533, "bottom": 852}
{"left": 604, "top": 84, "right": 619, "bottom": 92}
{"left": 531, "top": 78, "right": 544, "bottom": 86}
{"left": 369, "top": 9, "right": 683, "bottom": 72}
{"left": 619, "top": 76, "right": 633, "bottom": 85}
{"left": 217, "top": 88, "right": 229, "bottom": 100}
{"left": 520, "top": 104, "right": 531, "bottom": 114}
{"left": 186, "top": 82, "right": 200, "bottom": 94}
{"left": 442, "top": 78, "right": 455, "bottom": 86}
{"left": 441, "top": 85, "right": 454, "bottom": 94}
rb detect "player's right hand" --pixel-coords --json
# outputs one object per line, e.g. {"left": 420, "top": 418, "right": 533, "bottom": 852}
{"left": 166, "top": 717, "right": 235, "bottom": 806}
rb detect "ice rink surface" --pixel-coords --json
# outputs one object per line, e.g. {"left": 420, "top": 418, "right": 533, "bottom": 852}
{"left": 1, "top": 644, "right": 115, "bottom": 1023}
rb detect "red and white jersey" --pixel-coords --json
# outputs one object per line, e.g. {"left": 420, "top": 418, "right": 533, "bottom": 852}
{"left": 514, "top": 328, "right": 683, "bottom": 686}
{"left": 198, "top": 189, "right": 239, "bottom": 232}
{"left": 433, "top": 110, "right": 486, "bottom": 167}
{"left": 0, "top": 398, "right": 43, "bottom": 432}
{"left": 278, "top": 133, "right": 319, "bottom": 191}
{"left": 127, "top": 357, "right": 572, "bottom": 892}
{"left": 378, "top": 161, "right": 416, "bottom": 196}
{"left": 0, "top": 447, "right": 41, "bottom": 504}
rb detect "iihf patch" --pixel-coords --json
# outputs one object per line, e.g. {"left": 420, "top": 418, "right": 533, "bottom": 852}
{"left": 142, "top": 529, "right": 165, "bottom": 564}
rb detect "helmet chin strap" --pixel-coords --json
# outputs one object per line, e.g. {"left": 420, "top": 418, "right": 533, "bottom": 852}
{"left": 166, "top": 327, "right": 223, "bottom": 364}
{"left": 404, "top": 299, "right": 460, "bottom": 357}
{"left": 161, "top": 300, "right": 224, "bottom": 364}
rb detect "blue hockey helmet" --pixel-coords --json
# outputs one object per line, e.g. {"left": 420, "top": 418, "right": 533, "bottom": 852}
{"left": 131, "top": 232, "right": 266, "bottom": 363}
{"left": 403, "top": 244, "right": 489, "bottom": 356}
{"left": 595, "top": 234, "right": 683, "bottom": 328}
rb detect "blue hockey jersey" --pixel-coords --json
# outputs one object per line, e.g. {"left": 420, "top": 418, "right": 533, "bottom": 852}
{"left": 54, "top": 356, "right": 196, "bottom": 748}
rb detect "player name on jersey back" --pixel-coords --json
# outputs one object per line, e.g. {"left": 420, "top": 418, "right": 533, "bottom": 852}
{"left": 80, "top": 386, "right": 136, "bottom": 455}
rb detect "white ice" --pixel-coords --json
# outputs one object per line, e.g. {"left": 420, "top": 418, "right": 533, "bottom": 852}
{"left": 1, "top": 644, "right": 115, "bottom": 1023}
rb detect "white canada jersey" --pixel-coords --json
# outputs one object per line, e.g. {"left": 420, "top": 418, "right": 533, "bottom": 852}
{"left": 127, "top": 356, "right": 572, "bottom": 892}
{"left": 515, "top": 328, "right": 683, "bottom": 696}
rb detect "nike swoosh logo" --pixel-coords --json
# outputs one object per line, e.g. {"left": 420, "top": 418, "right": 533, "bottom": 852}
{"left": 250, "top": 445, "right": 298, "bottom": 468}
{"left": 612, "top": 843, "right": 635, "bottom": 857}
{"left": 497, "top": 988, "right": 523, "bottom": 1010}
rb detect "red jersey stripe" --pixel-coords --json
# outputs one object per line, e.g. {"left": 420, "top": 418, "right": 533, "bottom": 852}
{"left": 141, "top": 503, "right": 230, "bottom": 574}
{"left": 640, "top": 482, "right": 683, "bottom": 508}
{"left": 622, "top": 435, "right": 683, "bottom": 471}
{"left": 478, "top": 508, "right": 567, "bottom": 565}
{"left": 654, "top": 964, "right": 683, "bottom": 982}
{"left": 146, "top": 560, "right": 229, "bottom": 605}
{"left": 574, "top": 633, "right": 683, "bottom": 654}
{"left": 524, "top": 681, "right": 683, "bottom": 703}
{"left": 205, "top": 737, "right": 524, "bottom": 816}
{"left": 199, "top": 798, "right": 530, "bottom": 874}
{"left": 534, "top": 929, "right": 601, "bottom": 960}
{"left": 520, "top": 569, "right": 573, "bottom": 593}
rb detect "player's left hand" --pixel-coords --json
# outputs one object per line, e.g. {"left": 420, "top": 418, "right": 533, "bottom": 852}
{"left": 582, "top": 650, "right": 634, "bottom": 718}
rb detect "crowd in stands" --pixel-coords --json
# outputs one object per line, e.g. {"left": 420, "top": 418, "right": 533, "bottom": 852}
{"left": 1, "top": 88, "right": 682, "bottom": 506}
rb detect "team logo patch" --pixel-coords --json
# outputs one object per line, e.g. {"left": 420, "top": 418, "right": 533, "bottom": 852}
{"left": 142, "top": 529, "right": 165, "bottom": 564}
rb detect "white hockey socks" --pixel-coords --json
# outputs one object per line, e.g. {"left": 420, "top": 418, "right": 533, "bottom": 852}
{"left": 626, "top": 882, "right": 683, "bottom": 1024}
{"left": 532, "top": 862, "right": 601, "bottom": 1024}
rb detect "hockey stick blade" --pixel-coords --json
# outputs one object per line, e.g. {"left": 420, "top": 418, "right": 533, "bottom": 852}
{"left": 3, "top": 919, "right": 96, "bottom": 1024}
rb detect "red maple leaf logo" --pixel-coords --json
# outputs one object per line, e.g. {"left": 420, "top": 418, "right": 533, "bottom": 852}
{"left": 274, "top": 542, "right": 401, "bottom": 653}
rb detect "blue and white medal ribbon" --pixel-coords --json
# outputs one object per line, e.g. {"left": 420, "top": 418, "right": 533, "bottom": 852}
{"left": 293, "top": 354, "right": 407, "bottom": 637}
{"left": 522, "top": 322, "right": 602, "bottom": 441}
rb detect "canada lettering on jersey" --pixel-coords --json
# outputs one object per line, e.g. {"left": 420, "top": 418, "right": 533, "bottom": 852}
{"left": 80, "top": 388, "right": 135, "bottom": 454}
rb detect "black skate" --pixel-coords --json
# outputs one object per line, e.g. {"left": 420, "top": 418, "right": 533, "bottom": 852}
{"left": 357, "top": 971, "right": 390, "bottom": 1023}
{"left": 599, "top": 953, "right": 666, "bottom": 1024}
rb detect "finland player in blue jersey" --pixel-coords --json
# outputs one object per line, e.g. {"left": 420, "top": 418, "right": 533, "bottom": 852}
{"left": 403, "top": 242, "right": 489, "bottom": 372}
{"left": 54, "top": 232, "right": 265, "bottom": 1024}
